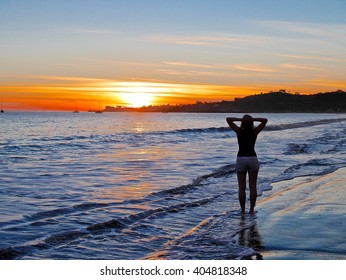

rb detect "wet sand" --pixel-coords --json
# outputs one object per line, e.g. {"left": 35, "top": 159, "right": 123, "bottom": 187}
{"left": 254, "top": 167, "right": 346, "bottom": 259}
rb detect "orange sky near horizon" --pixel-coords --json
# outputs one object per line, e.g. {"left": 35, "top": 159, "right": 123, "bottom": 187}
{"left": 0, "top": 78, "right": 250, "bottom": 111}
{"left": 1, "top": 76, "right": 346, "bottom": 111}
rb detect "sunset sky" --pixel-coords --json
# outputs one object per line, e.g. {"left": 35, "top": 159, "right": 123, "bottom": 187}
{"left": 1, "top": 0, "right": 346, "bottom": 110}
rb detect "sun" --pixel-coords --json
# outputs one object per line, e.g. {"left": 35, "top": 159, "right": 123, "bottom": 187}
{"left": 121, "top": 92, "right": 153, "bottom": 108}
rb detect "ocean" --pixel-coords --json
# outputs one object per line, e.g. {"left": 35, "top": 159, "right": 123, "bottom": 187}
{"left": 1, "top": 112, "right": 345, "bottom": 259}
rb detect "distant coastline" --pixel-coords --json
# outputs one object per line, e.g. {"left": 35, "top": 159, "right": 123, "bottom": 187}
{"left": 104, "top": 89, "right": 346, "bottom": 113}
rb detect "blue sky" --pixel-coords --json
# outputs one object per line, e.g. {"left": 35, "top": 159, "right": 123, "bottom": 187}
{"left": 1, "top": 0, "right": 346, "bottom": 109}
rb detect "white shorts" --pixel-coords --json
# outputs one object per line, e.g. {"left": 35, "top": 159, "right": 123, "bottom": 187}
{"left": 236, "top": 156, "right": 260, "bottom": 172}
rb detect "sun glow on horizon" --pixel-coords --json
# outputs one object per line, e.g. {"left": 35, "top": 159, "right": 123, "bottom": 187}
{"left": 119, "top": 92, "right": 153, "bottom": 107}
{"left": 112, "top": 82, "right": 163, "bottom": 107}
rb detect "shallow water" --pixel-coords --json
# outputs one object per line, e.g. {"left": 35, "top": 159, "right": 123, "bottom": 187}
{"left": 257, "top": 168, "right": 346, "bottom": 259}
{"left": 1, "top": 112, "right": 345, "bottom": 259}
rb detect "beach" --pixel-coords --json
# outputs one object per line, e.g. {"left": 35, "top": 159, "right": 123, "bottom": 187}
{"left": 254, "top": 167, "right": 346, "bottom": 260}
{"left": 1, "top": 112, "right": 346, "bottom": 259}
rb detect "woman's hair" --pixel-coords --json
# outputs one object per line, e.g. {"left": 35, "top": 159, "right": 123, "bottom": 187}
{"left": 241, "top": 114, "right": 254, "bottom": 130}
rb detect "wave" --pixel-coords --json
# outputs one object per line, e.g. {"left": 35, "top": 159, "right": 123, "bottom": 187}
{"left": 3, "top": 127, "right": 346, "bottom": 260}
{"left": 0, "top": 194, "right": 222, "bottom": 259}
{"left": 163, "top": 127, "right": 230, "bottom": 135}
{"left": 87, "top": 195, "right": 219, "bottom": 232}
{"left": 285, "top": 143, "right": 310, "bottom": 155}
{"left": 33, "top": 135, "right": 90, "bottom": 142}
{"left": 155, "top": 164, "right": 235, "bottom": 196}
{"left": 145, "top": 211, "right": 258, "bottom": 260}
{"left": 0, "top": 163, "right": 236, "bottom": 231}
{"left": 151, "top": 118, "right": 346, "bottom": 136}
{"left": 4, "top": 118, "right": 345, "bottom": 154}
{"left": 265, "top": 118, "right": 346, "bottom": 131}
{"left": 2, "top": 156, "right": 343, "bottom": 259}
{"left": 26, "top": 202, "right": 113, "bottom": 221}
{"left": 275, "top": 158, "right": 345, "bottom": 183}
{"left": 0, "top": 162, "right": 238, "bottom": 259}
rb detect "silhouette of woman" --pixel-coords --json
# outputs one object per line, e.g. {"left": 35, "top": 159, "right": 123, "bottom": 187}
{"left": 226, "top": 115, "right": 267, "bottom": 214}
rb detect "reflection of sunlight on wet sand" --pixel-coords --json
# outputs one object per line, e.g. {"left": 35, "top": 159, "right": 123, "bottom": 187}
{"left": 261, "top": 169, "right": 345, "bottom": 215}
{"left": 257, "top": 168, "right": 346, "bottom": 259}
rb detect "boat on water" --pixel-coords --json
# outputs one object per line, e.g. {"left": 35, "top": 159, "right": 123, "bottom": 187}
{"left": 95, "top": 101, "right": 103, "bottom": 113}
{"left": 72, "top": 102, "right": 79, "bottom": 113}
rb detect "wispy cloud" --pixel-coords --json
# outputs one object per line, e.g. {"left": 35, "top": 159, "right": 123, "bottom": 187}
{"left": 164, "top": 61, "right": 222, "bottom": 69}
{"left": 164, "top": 61, "right": 278, "bottom": 73}
{"left": 18, "top": 75, "right": 108, "bottom": 83}
{"left": 145, "top": 33, "right": 262, "bottom": 47}
{"left": 302, "top": 78, "right": 346, "bottom": 88}
{"left": 248, "top": 20, "right": 346, "bottom": 43}
{"left": 157, "top": 61, "right": 282, "bottom": 82}
{"left": 280, "top": 63, "right": 322, "bottom": 71}
{"left": 83, "top": 58, "right": 160, "bottom": 68}
{"left": 275, "top": 53, "right": 346, "bottom": 63}
{"left": 234, "top": 63, "right": 277, "bottom": 73}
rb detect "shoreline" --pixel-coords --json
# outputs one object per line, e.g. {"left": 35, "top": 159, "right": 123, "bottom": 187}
{"left": 247, "top": 167, "right": 346, "bottom": 260}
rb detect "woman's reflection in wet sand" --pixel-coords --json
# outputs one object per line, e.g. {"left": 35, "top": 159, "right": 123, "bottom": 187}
{"left": 238, "top": 217, "right": 263, "bottom": 259}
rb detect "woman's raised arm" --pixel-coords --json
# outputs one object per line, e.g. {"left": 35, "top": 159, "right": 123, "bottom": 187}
{"left": 226, "top": 117, "right": 242, "bottom": 134}
{"left": 253, "top": 118, "right": 268, "bottom": 134}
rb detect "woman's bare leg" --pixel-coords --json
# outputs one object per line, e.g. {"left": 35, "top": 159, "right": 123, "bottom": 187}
{"left": 249, "top": 171, "right": 258, "bottom": 214}
{"left": 237, "top": 172, "right": 247, "bottom": 213}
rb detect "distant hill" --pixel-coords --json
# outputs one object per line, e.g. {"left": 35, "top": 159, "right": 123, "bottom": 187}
{"left": 104, "top": 90, "right": 346, "bottom": 113}
{"left": 227, "top": 89, "right": 346, "bottom": 113}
